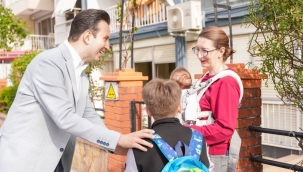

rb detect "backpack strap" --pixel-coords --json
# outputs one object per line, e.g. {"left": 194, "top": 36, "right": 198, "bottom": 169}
{"left": 151, "top": 133, "right": 178, "bottom": 162}
{"left": 188, "top": 129, "right": 203, "bottom": 160}
{"left": 151, "top": 129, "right": 204, "bottom": 162}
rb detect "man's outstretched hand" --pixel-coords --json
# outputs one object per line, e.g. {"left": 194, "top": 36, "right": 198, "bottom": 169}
{"left": 115, "top": 129, "right": 154, "bottom": 154}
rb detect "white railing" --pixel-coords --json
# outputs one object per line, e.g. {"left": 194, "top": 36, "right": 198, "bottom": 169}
{"left": 3, "top": 0, "right": 19, "bottom": 7}
{"left": 14, "top": 34, "right": 55, "bottom": 51}
{"left": 105, "top": 0, "right": 167, "bottom": 33}
{"left": 261, "top": 101, "right": 302, "bottom": 150}
{"left": 27, "top": 35, "right": 55, "bottom": 50}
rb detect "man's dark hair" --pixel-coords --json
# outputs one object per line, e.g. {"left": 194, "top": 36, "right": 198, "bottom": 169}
{"left": 68, "top": 9, "right": 110, "bottom": 42}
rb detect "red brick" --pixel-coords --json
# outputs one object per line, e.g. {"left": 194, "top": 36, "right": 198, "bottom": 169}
{"left": 237, "top": 128, "right": 262, "bottom": 138}
{"left": 236, "top": 164, "right": 262, "bottom": 172}
{"left": 104, "top": 120, "right": 109, "bottom": 126}
{"left": 241, "top": 136, "right": 261, "bottom": 148}
{"left": 238, "top": 107, "right": 261, "bottom": 118}
{"left": 108, "top": 163, "right": 124, "bottom": 172}
{"left": 105, "top": 100, "right": 131, "bottom": 108}
{"left": 119, "top": 81, "right": 143, "bottom": 87}
{"left": 243, "top": 88, "right": 261, "bottom": 98}
{"left": 104, "top": 105, "right": 116, "bottom": 114}
{"left": 115, "top": 114, "right": 130, "bottom": 121}
{"left": 121, "top": 121, "right": 131, "bottom": 128}
{"left": 119, "top": 93, "right": 138, "bottom": 101}
{"left": 107, "top": 125, "right": 114, "bottom": 130}
{"left": 108, "top": 157, "right": 125, "bottom": 169}
{"left": 116, "top": 128, "right": 131, "bottom": 134}
{"left": 111, "top": 107, "right": 130, "bottom": 114}
{"left": 105, "top": 100, "right": 115, "bottom": 106}
{"left": 237, "top": 117, "right": 261, "bottom": 128}
{"left": 111, "top": 120, "right": 122, "bottom": 127}
{"left": 105, "top": 112, "right": 117, "bottom": 120}
{"left": 242, "top": 79, "right": 262, "bottom": 88}
{"left": 118, "top": 87, "right": 126, "bottom": 94}
{"left": 240, "top": 98, "right": 262, "bottom": 108}
{"left": 105, "top": 106, "right": 130, "bottom": 115}
{"left": 237, "top": 156, "right": 262, "bottom": 170}
{"left": 109, "top": 154, "right": 126, "bottom": 162}
{"left": 137, "top": 93, "right": 143, "bottom": 101}
{"left": 239, "top": 145, "right": 262, "bottom": 158}
{"left": 125, "top": 87, "right": 143, "bottom": 93}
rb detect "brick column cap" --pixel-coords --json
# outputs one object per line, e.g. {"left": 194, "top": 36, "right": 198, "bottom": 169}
{"left": 100, "top": 68, "right": 148, "bottom": 81}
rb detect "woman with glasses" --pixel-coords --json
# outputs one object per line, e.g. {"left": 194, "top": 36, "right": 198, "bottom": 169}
{"left": 187, "top": 26, "right": 241, "bottom": 172}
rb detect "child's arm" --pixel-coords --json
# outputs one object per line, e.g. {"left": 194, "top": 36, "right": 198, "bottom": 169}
{"left": 124, "top": 149, "right": 139, "bottom": 172}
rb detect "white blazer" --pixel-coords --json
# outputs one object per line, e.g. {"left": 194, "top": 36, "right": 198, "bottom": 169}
{"left": 0, "top": 43, "right": 120, "bottom": 172}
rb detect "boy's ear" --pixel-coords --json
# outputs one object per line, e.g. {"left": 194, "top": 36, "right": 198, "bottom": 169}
{"left": 146, "top": 107, "right": 153, "bottom": 117}
{"left": 177, "top": 102, "right": 182, "bottom": 113}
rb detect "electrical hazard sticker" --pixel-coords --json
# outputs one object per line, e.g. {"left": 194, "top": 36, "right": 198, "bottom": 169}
{"left": 105, "top": 82, "right": 119, "bottom": 100}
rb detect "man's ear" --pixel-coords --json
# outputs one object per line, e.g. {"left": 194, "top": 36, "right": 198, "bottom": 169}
{"left": 82, "top": 30, "right": 91, "bottom": 45}
{"left": 177, "top": 102, "right": 182, "bottom": 113}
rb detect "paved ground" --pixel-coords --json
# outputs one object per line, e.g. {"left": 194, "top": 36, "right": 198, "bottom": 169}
{"left": 263, "top": 154, "right": 303, "bottom": 172}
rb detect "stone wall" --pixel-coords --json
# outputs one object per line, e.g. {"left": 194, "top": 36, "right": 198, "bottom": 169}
{"left": 71, "top": 138, "right": 108, "bottom": 172}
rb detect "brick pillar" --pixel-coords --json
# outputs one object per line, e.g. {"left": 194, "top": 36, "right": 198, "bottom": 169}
{"left": 195, "top": 64, "right": 264, "bottom": 172}
{"left": 100, "top": 68, "right": 148, "bottom": 172}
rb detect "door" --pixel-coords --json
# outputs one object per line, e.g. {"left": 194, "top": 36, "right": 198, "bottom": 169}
{"left": 155, "top": 63, "right": 175, "bottom": 79}
{"left": 135, "top": 62, "right": 152, "bottom": 85}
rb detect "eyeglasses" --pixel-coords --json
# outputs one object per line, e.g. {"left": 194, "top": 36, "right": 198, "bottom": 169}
{"left": 192, "top": 47, "right": 218, "bottom": 57}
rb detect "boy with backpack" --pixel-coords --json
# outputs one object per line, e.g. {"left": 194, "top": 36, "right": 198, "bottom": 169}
{"left": 124, "top": 78, "right": 210, "bottom": 172}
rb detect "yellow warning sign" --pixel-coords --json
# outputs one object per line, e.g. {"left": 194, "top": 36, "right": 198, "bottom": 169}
{"left": 106, "top": 84, "right": 116, "bottom": 99}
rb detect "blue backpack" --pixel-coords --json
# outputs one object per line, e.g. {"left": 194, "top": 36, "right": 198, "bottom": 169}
{"left": 151, "top": 129, "right": 209, "bottom": 172}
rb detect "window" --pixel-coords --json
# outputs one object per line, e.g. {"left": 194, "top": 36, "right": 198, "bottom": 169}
{"left": 38, "top": 18, "right": 55, "bottom": 35}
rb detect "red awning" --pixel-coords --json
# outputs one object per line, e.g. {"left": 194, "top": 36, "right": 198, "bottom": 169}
{"left": 0, "top": 51, "right": 25, "bottom": 60}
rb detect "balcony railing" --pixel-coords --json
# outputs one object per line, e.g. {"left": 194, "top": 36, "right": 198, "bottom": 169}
{"left": 3, "top": 0, "right": 19, "bottom": 6}
{"left": 105, "top": 0, "right": 167, "bottom": 33}
{"left": 14, "top": 34, "right": 55, "bottom": 51}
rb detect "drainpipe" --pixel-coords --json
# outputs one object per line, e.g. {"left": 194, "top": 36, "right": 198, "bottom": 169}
{"left": 175, "top": 36, "right": 186, "bottom": 67}
{"left": 81, "top": 0, "right": 87, "bottom": 10}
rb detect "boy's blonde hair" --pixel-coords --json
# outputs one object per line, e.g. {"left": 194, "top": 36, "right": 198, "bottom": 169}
{"left": 170, "top": 66, "right": 192, "bottom": 89}
{"left": 142, "top": 78, "right": 181, "bottom": 120}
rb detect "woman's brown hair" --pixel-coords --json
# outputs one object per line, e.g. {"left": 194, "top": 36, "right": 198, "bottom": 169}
{"left": 198, "top": 26, "right": 235, "bottom": 61}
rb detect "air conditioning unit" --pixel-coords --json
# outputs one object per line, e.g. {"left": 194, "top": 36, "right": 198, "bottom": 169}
{"left": 167, "top": 1, "right": 202, "bottom": 33}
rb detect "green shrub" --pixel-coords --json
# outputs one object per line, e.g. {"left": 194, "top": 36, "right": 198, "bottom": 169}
{"left": 245, "top": 0, "right": 303, "bottom": 113}
{"left": 0, "top": 84, "right": 18, "bottom": 114}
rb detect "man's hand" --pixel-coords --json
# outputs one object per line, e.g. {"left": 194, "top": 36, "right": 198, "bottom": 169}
{"left": 116, "top": 129, "right": 154, "bottom": 152}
